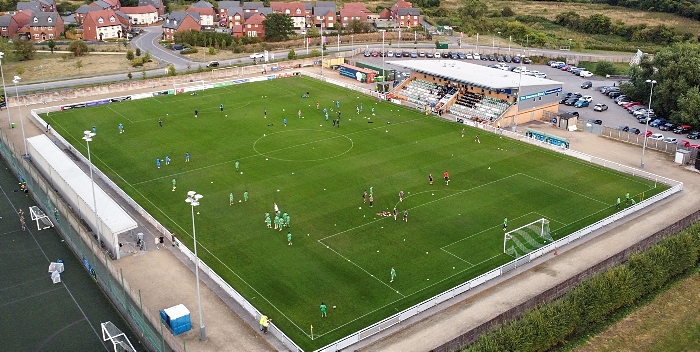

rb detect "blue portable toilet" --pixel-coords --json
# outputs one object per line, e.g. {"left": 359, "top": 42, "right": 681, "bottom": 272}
{"left": 160, "top": 304, "right": 192, "bottom": 335}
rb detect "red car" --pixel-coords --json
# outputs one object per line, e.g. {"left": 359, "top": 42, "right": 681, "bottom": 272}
{"left": 691, "top": 144, "right": 700, "bottom": 150}
{"left": 643, "top": 130, "right": 653, "bottom": 137}
{"left": 371, "top": 50, "right": 379, "bottom": 57}
{"left": 561, "top": 65, "right": 570, "bottom": 71}
{"left": 623, "top": 102, "right": 642, "bottom": 109}
{"left": 679, "top": 140, "right": 691, "bottom": 148}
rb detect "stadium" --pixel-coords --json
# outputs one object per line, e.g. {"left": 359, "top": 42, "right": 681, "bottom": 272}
{"left": 27, "top": 64, "right": 680, "bottom": 351}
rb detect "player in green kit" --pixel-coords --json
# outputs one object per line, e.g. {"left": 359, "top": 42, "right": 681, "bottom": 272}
{"left": 390, "top": 267, "right": 396, "bottom": 282}
{"left": 503, "top": 217, "right": 508, "bottom": 231}
{"left": 244, "top": 191, "right": 249, "bottom": 202}
{"left": 320, "top": 302, "right": 327, "bottom": 317}
{"left": 265, "top": 213, "right": 271, "bottom": 228}
{"left": 230, "top": 193, "right": 234, "bottom": 206}
{"left": 369, "top": 187, "right": 373, "bottom": 196}
{"left": 625, "top": 192, "right": 630, "bottom": 204}
{"left": 287, "top": 232, "right": 292, "bottom": 245}
{"left": 282, "top": 212, "right": 288, "bottom": 227}
{"left": 285, "top": 214, "right": 291, "bottom": 228}
{"left": 235, "top": 160, "right": 240, "bottom": 172}
{"left": 172, "top": 179, "right": 176, "bottom": 191}
{"left": 274, "top": 215, "right": 280, "bottom": 230}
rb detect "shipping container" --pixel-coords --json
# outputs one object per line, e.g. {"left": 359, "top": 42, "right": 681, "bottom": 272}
{"left": 356, "top": 62, "right": 396, "bottom": 81}
{"left": 436, "top": 42, "right": 449, "bottom": 49}
{"left": 339, "top": 64, "right": 375, "bottom": 83}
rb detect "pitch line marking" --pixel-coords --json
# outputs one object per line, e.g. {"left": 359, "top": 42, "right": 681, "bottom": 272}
{"left": 520, "top": 173, "right": 609, "bottom": 205}
{"left": 106, "top": 105, "right": 134, "bottom": 123}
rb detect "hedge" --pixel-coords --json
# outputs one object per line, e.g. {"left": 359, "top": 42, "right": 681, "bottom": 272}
{"left": 464, "top": 222, "right": 700, "bottom": 352}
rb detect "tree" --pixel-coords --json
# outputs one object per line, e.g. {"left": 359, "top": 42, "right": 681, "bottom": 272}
{"left": 135, "top": 47, "right": 141, "bottom": 56}
{"left": 48, "top": 39, "right": 56, "bottom": 54}
{"left": 68, "top": 40, "right": 89, "bottom": 56}
{"left": 310, "top": 49, "right": 320, "bottom": 57}
{"left": 126, "top": 49, "right": 134, "bottom": 60}
{"left": 208, "top": 46, "right": 215, "bottom": 55}
{"left": 263, "top": 13, "right": 294, "bottom": 42}
{"left": 458, "top": 0, "right": 488, "bottom": 22}
{"left": 13, "top": 36, "right": 35, "bottom": 60}
{"left": 143, "top": 51, "right": 152, "bottom": 62}
{"left": 595, "top": 61, "right": 618, "bottom": 76}
{"left": 288, "top": 48, "right": 296, "bottom": 59}
{"left": 16, "top": 66, "right": 25, "bottom": 76}
{"left": 167, "top": 64, "right": 176, "bottom": 76}
{"left": 75, "top": 59, "right": 83, "bottom": 74}
{"left": 127, "top": 71, "right": 133, "bottom": 80}
{"left": 501, "top": 6, "right": 515, "bottom": 17}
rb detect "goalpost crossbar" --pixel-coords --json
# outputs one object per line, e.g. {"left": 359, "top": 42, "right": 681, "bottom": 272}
{"left": 504, "top": 218, "right": 551, "bottom": 257}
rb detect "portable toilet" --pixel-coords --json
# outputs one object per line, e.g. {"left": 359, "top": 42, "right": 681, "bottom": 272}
{"left": 160, "top": 304, "right": 192, "bottom": 335}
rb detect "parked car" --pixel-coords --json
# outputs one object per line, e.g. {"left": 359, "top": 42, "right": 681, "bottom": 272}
{"left": 504, "top": 55, "right": 512, "bottom": 62}
{"left": 410, "top": 52, "right": 418, "bottom": 58}
{"left": 663, "top": 137, "right": 678, "bottom": 144}
{"left": 593, "top": 103, "right": 608, "bottom": 111}
{"left": 678, "top": 140, "right": 691, "bottom": 148}
{"left": 550, "top": 61, "right": 564, "bottom": 67}
{"left": 608, "top": 91, "right": 623, "bottom": 98}
{"left": 481, "top": 54, "right": 489, "bottom": 61}
{"left": 643, "top": 130, "right": 653, "bottom": 137}
{"left": 649, "top": 133, "right": 664, "bottom": 140}
{"left": 473, "top": 53, "right": 480, "bottom": 60}
{"left": 687, "top": 131, "right": 700, "bottom": 139}
{"left": 250, "top": 53, "right": 264, "bottom": 59}
{"left": 534, "top": 73, "right": 547, "bottom": 79}
{"left": 496, "top": 55, "right": 504, "bottom": 62}
{"left": 566, "top": 110, "right": 580, "bottom": 117}
{"left": 512, "top": 56, "right": 520, "bottom": 63}
{"left": 564, "top": 97, "right": 580, "bottom": 106}
{"left": 395, "top": 51, "right": 403, "bottom": 58}
{"left": 638, "top": 116, "right": 655, "bottom": 124}
{"left": 574, "top": 100, "right": 590, "bottom": 108}
{"left": 617, "top": 125, "right": 630, "bottom": 132}
{"left": 419, "top": 51, "right": 425, "bottom": 57}
{"left": 489, "top": 54, "right": 496, "bottom": 61}
{"left": 616, "top": 97, "right": 633, "bottom": 105}
{"left": 587, "top": 119, "right": 603, "bottom": 125}
{"left": 579, "top": 95, "right": 593, "bottom": 103}
{"left": 206, "top": 61, "right": 220, "bottom": 68}
{"left": 580, "top": 71, "right": 594, "bottom": 77}
{"left": 466, "top": 53, "right": 473, "bottom": 59}
{"left": 673, "top": 125, "right": 692, "bottom": 134}
{"left": 659, "top": 122, "right": 677, "bottom": 131}
{"left": 458, "top": 52, "right": 466, "bottom": 59}
{"left": 387, "top": 50, "right": 394, "bottom": 57}
{"left": 581, "top": 81, "right": 592, "bottom": 89}
{"left": 629, "top": 128, "right": 641, "bottom": 135}
{"left": 649, "top": 119, "right": 667, "bottom": 128}
{"left": 450, "top": 52, "right": 459, "bottom": 59}
{"left": 523, "top": 57, "right": 532, "bottom": 64}
{"left": 172, "top": 44, "right": 185, "bottom": 50}
{"left": 425, "top": 52, "right": 433, "bottom": 58}
{"left": 364, "top": 50, "right": 371, "bottom": 57}
{"left": 402, "top": 51, "right": 411, "bottom": 57}
{"left": 442, "top": 52, "right": 451, "bottom": 58}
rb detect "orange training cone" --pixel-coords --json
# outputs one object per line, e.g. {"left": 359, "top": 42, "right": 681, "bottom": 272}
{"left": 554, "top": 248, "right": 558, "bottom": 256}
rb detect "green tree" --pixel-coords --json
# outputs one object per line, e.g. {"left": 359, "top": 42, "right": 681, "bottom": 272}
{"left": 263, "top": 13, "right": 294, "bottom": 42}
{"left": 143, "top": 51, "right": 152, "bottom": 62}
{"left": 75, "top": 59, "right": 83, "bottom": 74}
{"left": 288, "top": 48, "right": 296, "bottom": 59}
{"left": 16, "top": 66, "right": 25, "bottom": 76}
{"left": 127, "top": 71, "right": 133, "bottom": 80}
{"left": 310, "top": 49, "right": 320, "bottom": 57}
{"left": 13, "top": 36, "right": 35, "bottom": 60}
{"left": 167, "top": 64, "right": 176, "bottom": 76}
{"left": 135, "top": 47, "right": 141, "bottom": 56}
{"left": 126, "top": 49, "right": 134, "bottom": 60}
{"left": 501, "top": 6, "right": 514, "bottom": 17}
{"left": 68, "top": 40, "right": 89, "bottom": 56}
{"left": 677, "top": 87, "right": 700, "bottom": 126}
{"left": 594, "top": 61, "right": 618, "bottom": 76}
{"left": 208, "top": 46, "right": 215, "bottom": 55}
{"left": 48, "top": 39, "right": 56, "bottom": 54}
{"left": 458, "top": 0, "right": 488, "bottom": 21}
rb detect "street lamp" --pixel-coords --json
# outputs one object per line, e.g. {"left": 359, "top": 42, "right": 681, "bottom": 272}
{"left": 0, "top": 52, "right": 10, "bottom": 128}
{"left": 568, "top": 39, "right": 572, "bottom": 50}
{"left": 82, "top": 130, "right": 102, "bottom": 250}
{"left": 13, "top": 76, "right": 27, "bottom": 158}
{"left": 508, "top": 35, "right": 512, "bottom": 52}
{"left": 641, "top": 79, "right": 656, "bottom": 169}
{"left": 379, "top": 30, "right": 386, "bottom": 68}
{"left": 186, "top": 190, "right": 206, "bottom": 341}
{"left": 40, "top": 64, "right": 45, "bottom": 92}
{"left": 497, "top": 31, "right": 501, "bottom": 52}
{"left": 351, "top": 35, "right": 354, "bottom": 50}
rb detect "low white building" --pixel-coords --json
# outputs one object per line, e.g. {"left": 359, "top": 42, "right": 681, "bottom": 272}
{"left": 120, "top": 4, "right": 158, "bottom": 25}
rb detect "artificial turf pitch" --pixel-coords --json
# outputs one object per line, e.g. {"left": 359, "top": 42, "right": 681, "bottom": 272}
{"left": 43, "top": 76, "right": 666, "bottom": 350}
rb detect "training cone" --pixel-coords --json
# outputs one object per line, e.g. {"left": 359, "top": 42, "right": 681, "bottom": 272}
{"left": 554, "top": 248, "right": 558, "bottom": 256}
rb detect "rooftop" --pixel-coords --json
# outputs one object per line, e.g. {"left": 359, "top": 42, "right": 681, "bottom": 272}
{"left": 389, "top": 60, "right": 561, "bottom": 90}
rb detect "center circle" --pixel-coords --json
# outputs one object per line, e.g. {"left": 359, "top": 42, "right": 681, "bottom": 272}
{"left": 253, "top": 129, "right": 354, "bottom": 161}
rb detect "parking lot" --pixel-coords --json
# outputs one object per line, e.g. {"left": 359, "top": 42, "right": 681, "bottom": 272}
{"left": 354, "top": 51, "right": 695, "bottom": 147}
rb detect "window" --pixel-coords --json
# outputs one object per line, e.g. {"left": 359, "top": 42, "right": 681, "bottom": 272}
{"left": 110, "top": 16, "right": 115, "bottom": 22}
{"left": 247, "top": 24, "right": 251, "bottom": 28}
{"left": 48, "top": 17, "right": 52, "bottom": 23}
{"left": 285, "top": 9, "right": 290, "bottom": 14}
{"left": 98, "top": 17, "right": 104, "bottom": 23}
{"left": 296, "top": 8, "right": 301, "bottom": 14}
{"left": 33, "top": 17, "right": 38, "bottom": 23}
{"left": 49, "top": 26, "right": 53, "bottom": 30}
{"left": 1, "top": 27, "right": 5, "bottom": 31}
{"left": 34, "top": 33, "right": 39, "bottom": 38}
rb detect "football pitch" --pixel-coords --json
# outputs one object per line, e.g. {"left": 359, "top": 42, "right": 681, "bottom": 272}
{"left": 43, "top": 76, "right": 666, "bottom": 350}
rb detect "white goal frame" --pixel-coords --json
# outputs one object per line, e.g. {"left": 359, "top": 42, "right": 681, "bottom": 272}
{"left": 29, "top": 205, "right": 54, "bottom": 230}
{"left": 503, "top": 218, "right": 551, "bottom": 256}
{"left": 173, "top": 80, "right": 208, "bottom": 95}
{"left": 101, "top": 321, "right": 136, "bottom": 352}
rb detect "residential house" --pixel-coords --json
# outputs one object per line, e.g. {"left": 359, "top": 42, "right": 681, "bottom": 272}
{"left": 120, "top": 5, "right": 158, "bottom": 25}
{"left": 0, "top": 14, "right": 20, "bottom": 38}
{"left": 37, "top": 0, "right": 56, "bottom": 12}
{"left": 219, "top": 2, "right": 243, "bottom": 28}
{"left": 89, "top": 1, "right": 112, "bottom": 10}
{"left": 244, "top": 12, "right": 264, "bottom": 38}
{"left": 390, "top": 0, "right": 412, "bottom": 20}
{"left": 339, "top": 3, "right": 373, "bottom": 27}
{"left": 162, "top": 11, "right": 200, "bottom": 41}
{"left": 312, "top": 1, "right": 335, "bottom": 29}
{"left": 23, "top": 12, "right": 64, "bottom": 41}
{"left": 139, "top": 0, "right": 164, "bottom": 17}
{"left": 396, "top": 7, "right": 420, "bottom": 28}
{"left": 270, "top": 2, "right": 306, "bottom": 29}
{"left": 82, "top": 9, "right": 126, "bottom": 40}
{"left": 101, "top": 0, "right": 121, "bottom": 11}
{"left": 186, "top": 0, "right": 215, "bottom": 27}
{"left": 13, "top": 10, "right": 32, "bottom": 29}
{"left": 242, "top": 1, "right": 263, "bottom": 13}
{"left": 75, "top": 4, "right": 103, "bottom": 24}
{"left": 17, "top": 2, "right": 41, "bottom": 13}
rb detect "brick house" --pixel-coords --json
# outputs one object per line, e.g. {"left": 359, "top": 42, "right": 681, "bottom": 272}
{"left": 38, "top": 0, "right": 56, "bottom": 12}
{"left": 13, "top": 10, "right": 32, "bottom": 29}
{"left": 270, "top": 2, "right": 306, "bottom": 29}
{"left": 120, "top": 5, "right": 158, "bottom": 25}
{"left": 82, "top": 9, "right": 126, "bottom": 40}
{"left": 75, "top": 5, "right": 103, "bottom": 25}
{"left": 396, "top": 7, "right": 420, "bottom": 28}
{"left": 186, "top": 0, "right": 215, "bottom": 26}
{"left": 0, "top": 14, "right": 20, "bottom": 38}
{"left": 242, "top": 1, "right": 263, "bottom": 13}
{"left": 219, "top": 2, "right": 243, "bottom": 28}
{"left": 89, "top": 1, "right": 112, "bottom": 10}
{"left": 101, "top": 0, "right": 121, "bottom": 11}
{"left": 339, "top": 3, "right": 373, "bottom": 27}
{"left": 312, "top": 2, "right": 336, "bottom": 29}
{"left": 139, "top": 0, "right": 164, "bottom": 17}
{"left": 17, "top": 2, "right": 40, "bottom": 13}
{"left": 23, "top": 12, "right": 64, "bottom": 41}
{"left": 244, "top": 12, "right": 265, "bottom": 38}
{"left": 161, "top": 11, "right": 200, "bottom": 41}
{"left": 390, "top": 0, "right": 412, "bottom": 20}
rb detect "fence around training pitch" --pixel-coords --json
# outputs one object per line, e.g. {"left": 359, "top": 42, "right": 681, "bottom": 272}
{"left": 28, "top": 71, "right": 682, "bottom": 352}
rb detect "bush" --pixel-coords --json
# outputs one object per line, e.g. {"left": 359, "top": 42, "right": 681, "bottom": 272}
{"left": 288, "top": 48, "right": 296, "bottom": 60}
{"left": 68, "top": 40, "right": 89, "bottom": 57}
{"left": 131, "top": 58, "right": 143, "bottom": 67}
{"left": 595, "top": 61, "right": 618, "bottom": 76}
{"left": 180, "top": 48, "right": 198, "bottom": 55}
{"left": 126, "top": 49, "right": 134, "bottom": 61}
{"left": 135, "top": 47, "right": 141, "bottom": 56}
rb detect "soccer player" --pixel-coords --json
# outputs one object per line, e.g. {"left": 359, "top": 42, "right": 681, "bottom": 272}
{"left": 283, "top": 118, "right": 287, "bottom": 127}
{"left": 360, "top": 103, "right": 363, "bottom": 112}
{"left": 369, "top": 194, "right": 373, "bottom": 207}
{"left": 390, "top": 267, "right": 396, "bottom": 282}
{"left": 320, "top": 302, "right": 327, "bottom": 317}
{"left": 119, "top": 123, "right": 123, "bottom": 133}
{"left": 244, "top": 191, "right": 249, "bottom": 202}
{"left": 235, "top": 160, "right": 240, "bottom": 172}
{"left": 356, "top": 106, "right": 360, "bottom": 114}
{"left": 369, "top": 186, "right": 373, "bottom": 196}
{"left": 93, "top": 125, "right": 97, "bottom": 134}
{"left": 185, "top": 152, "right": 190, "bottom": 162}
{"left": 625, "top": 192, "right": 630, "bottom": 204}
{"left": 393, "top": 207, "right": 398, "bottom": 220}
{"left": 159, "top": 118, "right": 163, "bottom": 127}
{"left": 399, "top": 190, "right": 404, "bottom": 202}
{"left": 323, "top": 108, "right": 327, "bottom": 116}
{"left": 298, "top": 109, "right": 302, "bottom": 118}
{"left": 503, "top": 218, "right": 508, "bottom": 231}
{"left": 264, "top": 109, "right": 267, "bottom": 118}
{"left": 371, "top": 107, "right": 375, "bottom": 116}
{"left": 285, "top": 214, "right": 290, "bottom": 228}
{"left": 282, "top": 212, "right": 288, "bottom": 227}
{"left": 316, "top": 102, "right": 320, "bottom": 109}
{"left": 336, "top": 100, "right": 340, "bottom": 108}
{"left": 220, "top": 103, "right": 224, "bottom": 112}
{"left": 429, "top": 174, "right": 433, "bottom": 185}
{"left": 287, "top": 232, "right": 292, "bottom": 245}
{"left": 403, "top": 209, "right": 408, "bottom": 222}
{"left": 172, "top": 178, "right": 176, "bottom": 191}
{"left": 462, "top": 128, "right": 465, "bottom": 138}
{"left": 630, "top": 198, "right": 636, "bottom": 205}
{"left": 475, "top": 134, "right": 480, "bottom": 143}
{"left": 165, "top": 155, "right": 170, "bottom": 165}
{"left": 363, "top": 190, "right": 367, "bottom": 203}
{"left": 444, "top": 171, "right": 449, "bottom": 185}
{"left": 616, "top": 197, "right": 621, "bottom": 209}
{"left": 156, "top": 158, "right": 161, "bottom": 168}
{"left": 325, "top": 113, "right": 329, "bottom": 121}
{"left": 230, "top": 193, "right": 234, "bottom": 206}
{"left": 265, "top": 215, "right": 272, "bottom": 228}
{"left": 194, "top": 109, "right": 198, "bottom": 118}
{"left": 332, "top": 119, "right": 336, "bottom": 126}
{"left": 274, "top": 214, "right": 280, "bottom": 230}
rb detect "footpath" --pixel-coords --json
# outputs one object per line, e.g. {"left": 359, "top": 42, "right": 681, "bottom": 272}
{"left": 1, "top": 69, "right": 697, "bottom": 352}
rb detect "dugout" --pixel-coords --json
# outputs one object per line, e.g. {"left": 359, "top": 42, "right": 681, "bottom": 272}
{"left": 557, "top": 112, "right": 578, "bottom": 130}
{"left": 160, "top": 304, "right": 191, "bottom": 335}
{"left": 26, "top": 135, "right": 137, "bottom": 259}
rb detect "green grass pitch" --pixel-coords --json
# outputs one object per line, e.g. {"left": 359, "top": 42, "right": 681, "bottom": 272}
{"left": 43, "top": 76, "right": 666, "bottom": 350}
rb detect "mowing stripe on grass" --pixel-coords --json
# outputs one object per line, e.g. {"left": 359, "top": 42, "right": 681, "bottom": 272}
{"left": 520, "top": 173, "right": 609, "bottom": 205}
{"left": 107, "top": 105, "right": 134, "bottom": 123}
{"left": 0, "top": 286, "right": 64, "bottom": 307}
{"left": 34, "top": 318, "right": 87, "bottom": 352}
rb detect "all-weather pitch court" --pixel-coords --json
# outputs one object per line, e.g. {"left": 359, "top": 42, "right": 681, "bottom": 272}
{"left": 43, "top": 75, "right": 666, "bottom": 350}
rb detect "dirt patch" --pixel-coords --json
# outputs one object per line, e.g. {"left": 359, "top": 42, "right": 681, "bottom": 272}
{"left": 4, "top": 53, "right": 158, "bottom": 82}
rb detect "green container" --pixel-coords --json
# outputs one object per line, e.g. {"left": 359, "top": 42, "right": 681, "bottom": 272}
{"left": 11, "top": 123, "right": 15, "bottom": 128}
{"left": 436, "top": 42, "right": 449, "bottom": 49}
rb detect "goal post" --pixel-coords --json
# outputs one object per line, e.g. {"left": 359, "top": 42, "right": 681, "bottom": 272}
{"left": 101, "top": 321, "right": 136, "bottom": 352}
{"left": 173, "top": 80, "right": 208, "bottom": 95}
{"left": 503, "top": 218, "right": 553, "bottom": 258}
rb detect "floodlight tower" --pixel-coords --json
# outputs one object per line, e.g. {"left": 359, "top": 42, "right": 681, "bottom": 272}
{"left": 0, "top": 52, "right": 11, "bottom": 128}
{"left": 13, "top": 76, "right": 27, "bottom": 157}
{"left": 82, "top": 130, "right": 102, "bottom": 248}
{"left": 641, "top": 79, "right": 656, "bottom": 169}
{"left": 186, "top": 190, "right": 206, "bottom": 341}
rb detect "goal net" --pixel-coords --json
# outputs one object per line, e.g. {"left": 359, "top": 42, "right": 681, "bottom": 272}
{"left": 173, "top": 80, "right": 210, "bottom": 95}
{"left": 29, "top": 206, "right": 54, "bottom": 230}
{"left": 503, "top": 218, "right": 552, "bottom": 258}
{"left": 101, "top": 321, "right": 136, "bottom": 352}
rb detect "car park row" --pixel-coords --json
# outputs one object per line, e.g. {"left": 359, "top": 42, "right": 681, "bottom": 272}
{"left": 362, "top": 49, "right": 532, "bottom": 64}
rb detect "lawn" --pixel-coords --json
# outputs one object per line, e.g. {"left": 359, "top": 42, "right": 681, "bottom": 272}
{"left": 42, "top": 75, "right": 665, "bottom": 350}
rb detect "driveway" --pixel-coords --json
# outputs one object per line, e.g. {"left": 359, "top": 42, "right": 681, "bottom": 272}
{"left": 130, "top": 26, "right": 192, "bottom": 70}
